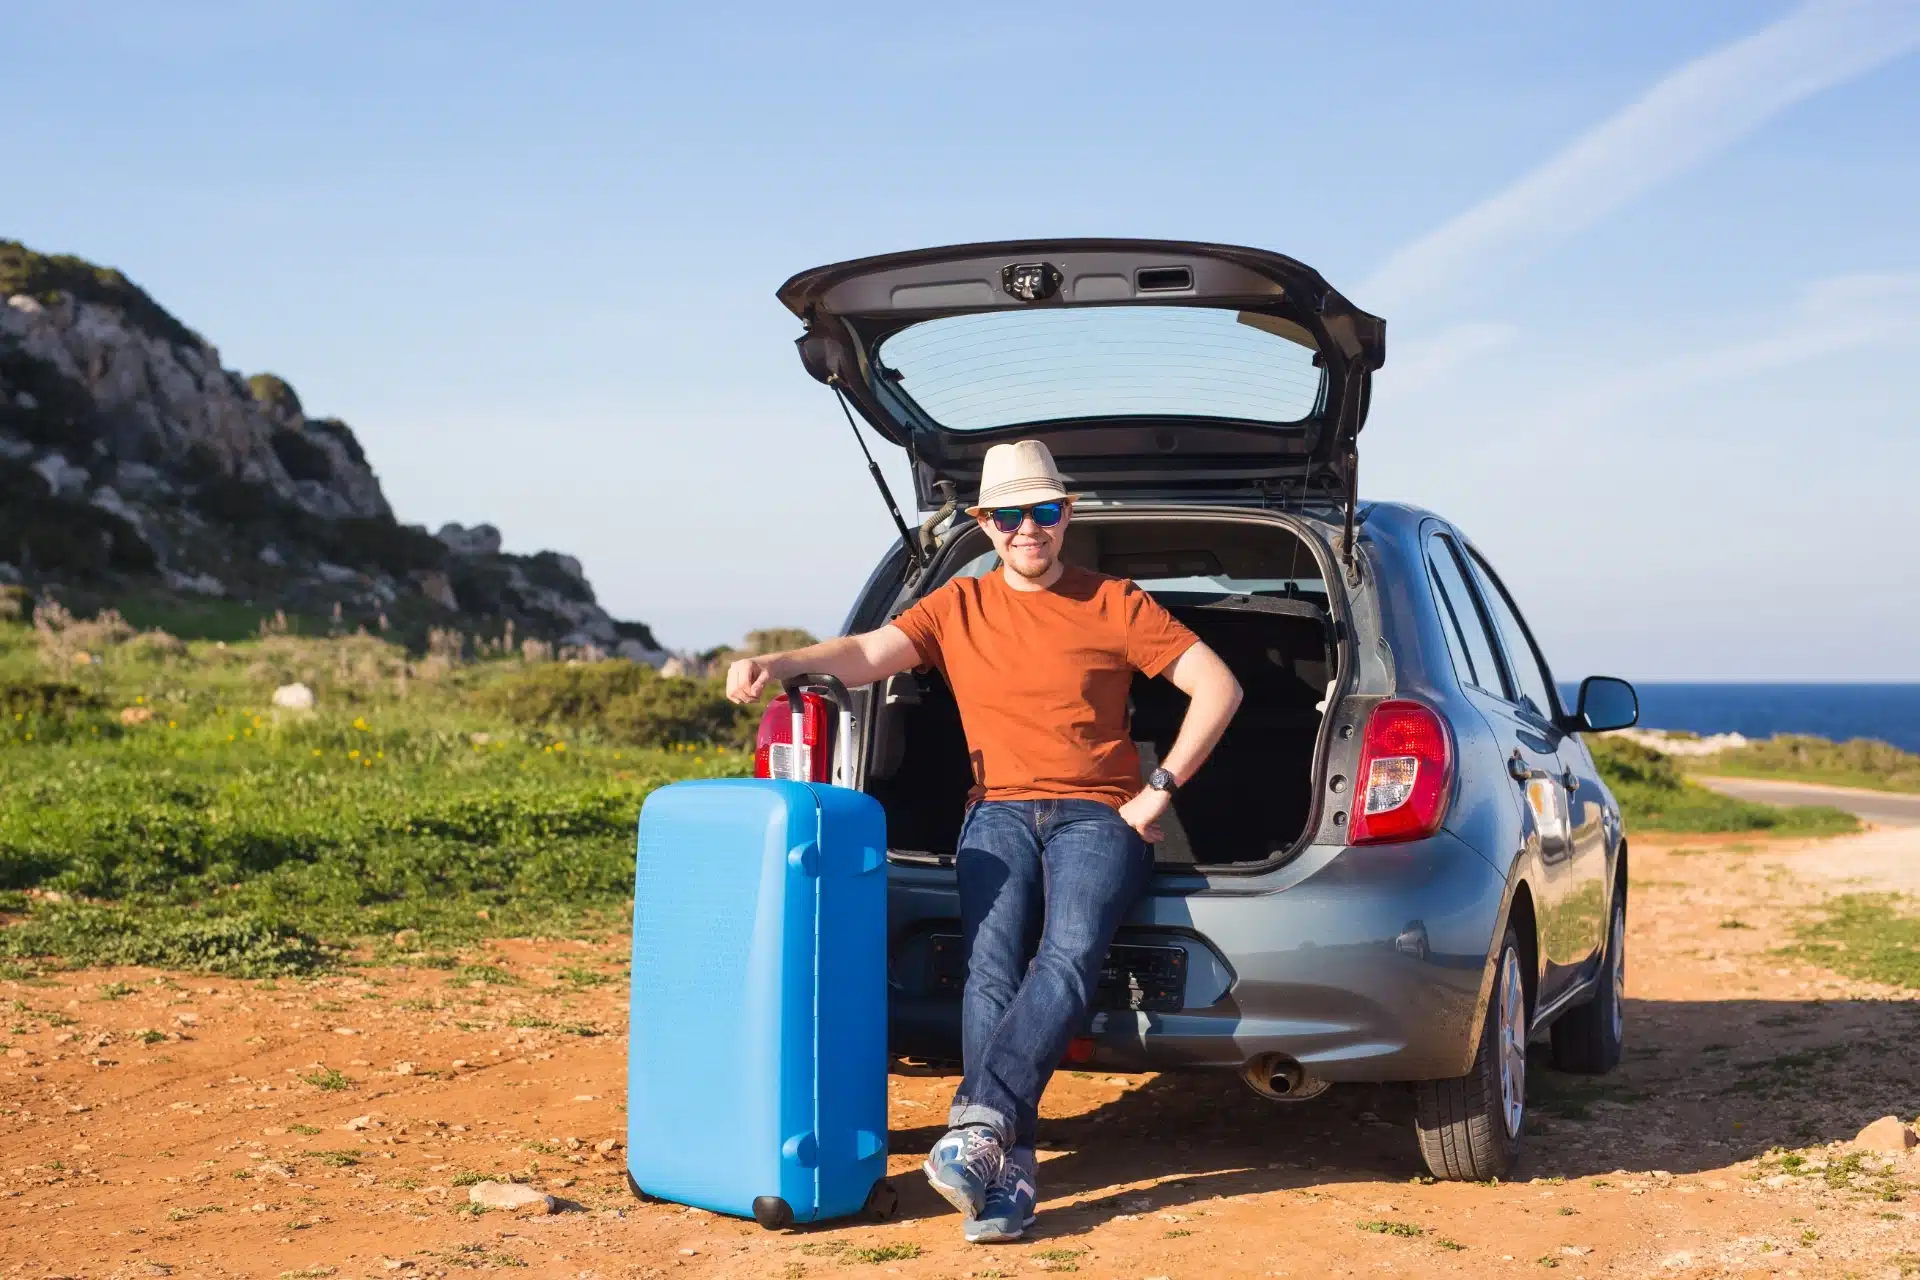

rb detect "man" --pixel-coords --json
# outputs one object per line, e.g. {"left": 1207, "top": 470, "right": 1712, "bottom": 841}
{"left": 726, "top": 440, "right": 1242, "bottom": 1243}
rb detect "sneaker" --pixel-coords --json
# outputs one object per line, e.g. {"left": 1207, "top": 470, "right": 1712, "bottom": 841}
{"left": 922, "top": 1125, "right": 1004, "bottom": 1218}
{"left": 964, "top": 1147, "right": 1037, "bottom": 1243}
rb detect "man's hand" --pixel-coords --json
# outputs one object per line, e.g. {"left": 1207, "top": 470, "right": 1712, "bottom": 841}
{"left": 725, "top": 656, "right": 773, "bottom": 704}
{"left": 1117, "top": 787, "right": 1172, "bottom": 845}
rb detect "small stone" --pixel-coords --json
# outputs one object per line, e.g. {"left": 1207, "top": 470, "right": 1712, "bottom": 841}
{"left": 565, "top": 1137, "right": 582, "bottom": 1151}
{"left": 259, "top": 1162, "right": 296, "bottom": 1178}
{"left": 334, "top": 1027, "right": 359, "bottom": 1036}
{"left": 451, "top": 1059, "right": 468, "bottom": 1069}
{"left": 272, "top": 682, "right": 315, "bottom": 710}
{"left": 468, "top": 1180, "right": 555, "bottom": 1214}
{"left": 392, "top": 1061, "right": 416, "bottom": 1076}
{"left": 4, "top": 1047, "right": 25, "bottom": 1059}
{"left": 261, "top": 1127, "right": 286, "bottom": 1137}
{"left": 594, "top": 1138, "right": 620, "bottom": 1154}
{"left": 342, "top": 1115, "right": 373, "bottom": 1132}
{"left": 172, "top": 1012, "right": 199, "bottom": 1027}
{"left": 572, "top": 1094, "right": 597, "bottom": 1102}
{"left": 1854, "top": 1116, "right": 1919, "bottom": 1152}
{"left": 382, "top": 1260, "right": 414, "bottom": 1271}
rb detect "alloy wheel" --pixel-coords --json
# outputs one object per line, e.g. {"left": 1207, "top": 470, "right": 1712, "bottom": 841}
{"left": 1497, "top": 949, "right": 1527, "bottom": 1139}
{"left": 1609, "top": 904, "right": 1626, "bottom": 1045}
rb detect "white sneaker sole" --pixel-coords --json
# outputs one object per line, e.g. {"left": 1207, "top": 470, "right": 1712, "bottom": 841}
{"left": 922, "top": 1158, "right": 984, "bottom": 1218}
{"left": 964, "top": 1213, "right": 1036, "bottom": 1244}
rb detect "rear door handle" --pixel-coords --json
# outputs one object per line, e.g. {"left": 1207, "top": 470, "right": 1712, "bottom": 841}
{"left": 1507, "top": 751, "right": 1532, "bottom": 783}
{"left": 1563, "top": 768, "right": 1580, "bottom": 793}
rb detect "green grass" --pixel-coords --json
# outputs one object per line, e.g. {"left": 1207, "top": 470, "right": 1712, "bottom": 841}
{"left": 1784, "top": 894, "right": 1920, "bottom": 988}
{"left": 1357, "top": 1220, "right": 1425, "bottom": 1237}
{"left": 1590, "top": 737, "right": 1859, "bottom": 835}
{"left": 842, "top": 1244, "right": 922, "bottom": 1264}
{"left": 0, "top": 620, "right": 749, "bottom": 975}
{"left": 1688, "top": 734, "right": 1920, "bottom": 795}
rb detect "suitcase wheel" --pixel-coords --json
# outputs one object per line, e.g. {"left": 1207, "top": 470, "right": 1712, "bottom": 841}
{"left": 861, "top": 1179, "right": 899, "bottom": 1222}
{"left": 752, "top": 1196, "right": 795, "bottom": 1231}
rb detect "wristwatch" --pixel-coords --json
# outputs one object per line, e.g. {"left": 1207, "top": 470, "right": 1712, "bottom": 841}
{"left": 1147, "top": 767, "right": 1178, "bottom": 794}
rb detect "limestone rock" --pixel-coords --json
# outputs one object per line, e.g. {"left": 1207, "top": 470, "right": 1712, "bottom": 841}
{"left": 417, "top": 570, "right": 458, "bottom": 611}
{"left": 272, "top": 682, "right": 315, "bottom": 710}
{"left": 1854, "top": 1115, "right": 1919, "bottom": 1152}
{"left": 467, "top": 1180, "right": 555, "bottom": 1213}
{"left": 436, "top": 522, "right": 503, "bottom": 557}
{"left": 31, "top": 452, "right": 89, "bottom": 498}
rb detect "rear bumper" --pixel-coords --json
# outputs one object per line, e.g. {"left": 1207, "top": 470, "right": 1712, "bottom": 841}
{"left": 887, "top": 831, "right": 1505, "bottom": 1082}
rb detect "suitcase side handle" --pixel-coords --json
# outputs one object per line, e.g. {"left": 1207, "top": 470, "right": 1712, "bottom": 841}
{"left": 782, "top": 673, "right": 857, "bottom": 788}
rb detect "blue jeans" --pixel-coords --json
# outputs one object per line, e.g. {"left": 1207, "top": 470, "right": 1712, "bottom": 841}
{"left": 948, "top": 799, "right": 1150, "bottom": 1149}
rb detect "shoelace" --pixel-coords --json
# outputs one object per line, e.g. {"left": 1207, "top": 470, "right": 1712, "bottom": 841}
{"left": 952, "top": 1131, "right": 1003, "bottom": 1185}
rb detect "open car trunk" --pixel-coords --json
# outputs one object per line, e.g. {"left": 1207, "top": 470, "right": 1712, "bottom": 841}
{"left": 864, "top": 515, "right": 1338, "bottom": 872}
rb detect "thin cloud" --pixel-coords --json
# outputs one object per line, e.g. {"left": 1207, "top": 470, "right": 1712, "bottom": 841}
{"left": 1382, "top": 321, "right": 1520, "bottom": 393}
{"left": 1361, "top": 0, "right": 1920, "bottom": 315}
{"left": 1547, "top": 271, "right": 1920, "bottom": 423}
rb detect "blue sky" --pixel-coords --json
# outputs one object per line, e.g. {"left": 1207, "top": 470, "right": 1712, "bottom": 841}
{"left": 4, "top": 1, "right": 1916, "bottom": 677}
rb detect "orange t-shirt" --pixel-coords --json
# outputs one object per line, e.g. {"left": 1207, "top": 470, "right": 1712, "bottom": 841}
{"left": 888, "top": 564, "right": 1198, "bottom": 809}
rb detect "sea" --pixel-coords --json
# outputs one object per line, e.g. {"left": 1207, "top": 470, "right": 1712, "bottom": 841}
{"left": 1556, "top": 682, "right": 1920, "bottom": 754}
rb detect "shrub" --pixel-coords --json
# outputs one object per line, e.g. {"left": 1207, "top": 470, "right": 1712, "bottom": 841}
{"left": 481, "top": 660, "right": 753, "bottom": 747}
{"left": 0, "top": 239, "right": 202, "bottom": 349}
{"left": 1704, "top": 734, "right": 1920, "bottom": 794}
{"left": 1589, "top": 735, "right": 1856, "bottom": 834}
{"left": 246, "top": 373, "right": 303, "bottom": 418}
{"left": 271, "top": 428, "right": 334, "bottom": 483}
{"left": 0, "top": 910, "right": 330, "bottom": 977}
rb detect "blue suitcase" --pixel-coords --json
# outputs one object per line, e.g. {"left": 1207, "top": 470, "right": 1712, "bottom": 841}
{"left": 625, "top": 682, "right": 893, "bottom": 1228}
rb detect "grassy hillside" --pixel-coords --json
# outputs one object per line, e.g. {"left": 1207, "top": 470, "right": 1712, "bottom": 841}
{"left": 1588, "top": 736, "right": 1858, "bottom": 835}
{"left": 0, "top": 610, "right": 754, "bottom": 978}
{"left": 1687, "top": 734, "right": 1920, "bottom": 795}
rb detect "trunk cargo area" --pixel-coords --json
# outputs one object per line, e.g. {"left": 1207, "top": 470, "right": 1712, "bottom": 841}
{"left": 865, "top": 516, "right": 1336, "bottom": 870}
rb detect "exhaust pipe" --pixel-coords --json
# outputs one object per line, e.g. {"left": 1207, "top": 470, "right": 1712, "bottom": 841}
{"left": 1240, "top": 1053, "right": 1332, "bottom": 1103}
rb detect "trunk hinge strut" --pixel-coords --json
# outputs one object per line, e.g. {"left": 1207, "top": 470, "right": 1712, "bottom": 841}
{"left": 830, "top": 379, "right": 926, "bottom": 573}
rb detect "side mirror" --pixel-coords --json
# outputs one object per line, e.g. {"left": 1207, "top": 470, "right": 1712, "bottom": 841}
{"left": 1566, "top": 675, "right": 1639, "bottom": 733}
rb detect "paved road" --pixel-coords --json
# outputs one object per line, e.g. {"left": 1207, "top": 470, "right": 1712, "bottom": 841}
{"left": 1696, "top": 774, "right": 1920, "bottom": 827}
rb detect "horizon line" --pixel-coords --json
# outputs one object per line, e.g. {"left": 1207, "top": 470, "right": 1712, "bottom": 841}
{"left": 1570, "top": 675, "right": 1920, "bottom": 684}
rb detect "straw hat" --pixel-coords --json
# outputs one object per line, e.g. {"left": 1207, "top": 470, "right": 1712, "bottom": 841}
{"left": 967, "top": 440, "right": 1076, "bottom": 514}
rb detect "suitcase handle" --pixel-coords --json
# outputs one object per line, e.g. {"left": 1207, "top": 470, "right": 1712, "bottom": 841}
{"left": 782, "top": 673, "right": 857, "bottom": 788}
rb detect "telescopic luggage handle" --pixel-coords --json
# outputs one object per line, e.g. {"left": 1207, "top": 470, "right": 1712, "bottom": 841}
{"left": 781, "top": 673, "right": 857, "bottom": 789}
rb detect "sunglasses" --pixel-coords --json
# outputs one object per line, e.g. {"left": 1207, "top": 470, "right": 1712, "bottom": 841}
{"left": 986, "top": 501, "right": 1066, "bottom": 534}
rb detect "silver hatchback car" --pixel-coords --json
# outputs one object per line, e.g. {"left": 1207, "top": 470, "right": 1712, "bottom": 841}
{"left": 766, "top": 239, "right": 1639, "bottom": 1180}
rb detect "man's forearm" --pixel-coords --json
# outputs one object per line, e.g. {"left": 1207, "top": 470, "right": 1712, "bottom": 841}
{"left": 1159, "top": 673, "right": 1242, "bottom": 786}
{"left": 760, "top": 635, "right": 890, "bottom": 688}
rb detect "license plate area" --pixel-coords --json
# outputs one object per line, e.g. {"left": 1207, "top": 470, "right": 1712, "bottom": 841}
{"left": 926, "top": 934, "right": 1187, "bottom": 1013}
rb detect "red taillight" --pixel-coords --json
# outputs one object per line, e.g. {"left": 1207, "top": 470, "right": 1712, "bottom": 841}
{"left": 1349, "top": 699, "right": 1453, "bottom": 844}
{"left": 753, "top": 692, "right": 834, "bottom": 782}
{"left": 1061, "top": 1036, "right": 1096, "bottom": 1066}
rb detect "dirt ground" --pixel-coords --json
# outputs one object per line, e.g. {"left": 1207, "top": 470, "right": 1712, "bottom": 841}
{"left": 6, "top": 831, "right": 1920, "bottom": 1280}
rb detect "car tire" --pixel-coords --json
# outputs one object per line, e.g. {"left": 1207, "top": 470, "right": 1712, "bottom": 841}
{"left": 1549, "top": 897, "right": 1626, "bottom": 1074}
{"left": 1414, "top": 925, "right": 1528, "bottom": 1181}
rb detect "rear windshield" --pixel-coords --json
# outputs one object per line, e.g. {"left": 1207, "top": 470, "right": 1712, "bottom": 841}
{"left": 875, "top": 306, "right": 1324, "bottom": 431}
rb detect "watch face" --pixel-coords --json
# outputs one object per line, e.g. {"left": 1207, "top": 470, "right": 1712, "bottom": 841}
{"left": 1150, "top": 768, "right": 1176, "bottom": 792}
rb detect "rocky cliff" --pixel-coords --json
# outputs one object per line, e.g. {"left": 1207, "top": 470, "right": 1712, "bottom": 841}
{"left": 0, "top": 239, "right": 661, "bottom": 657}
